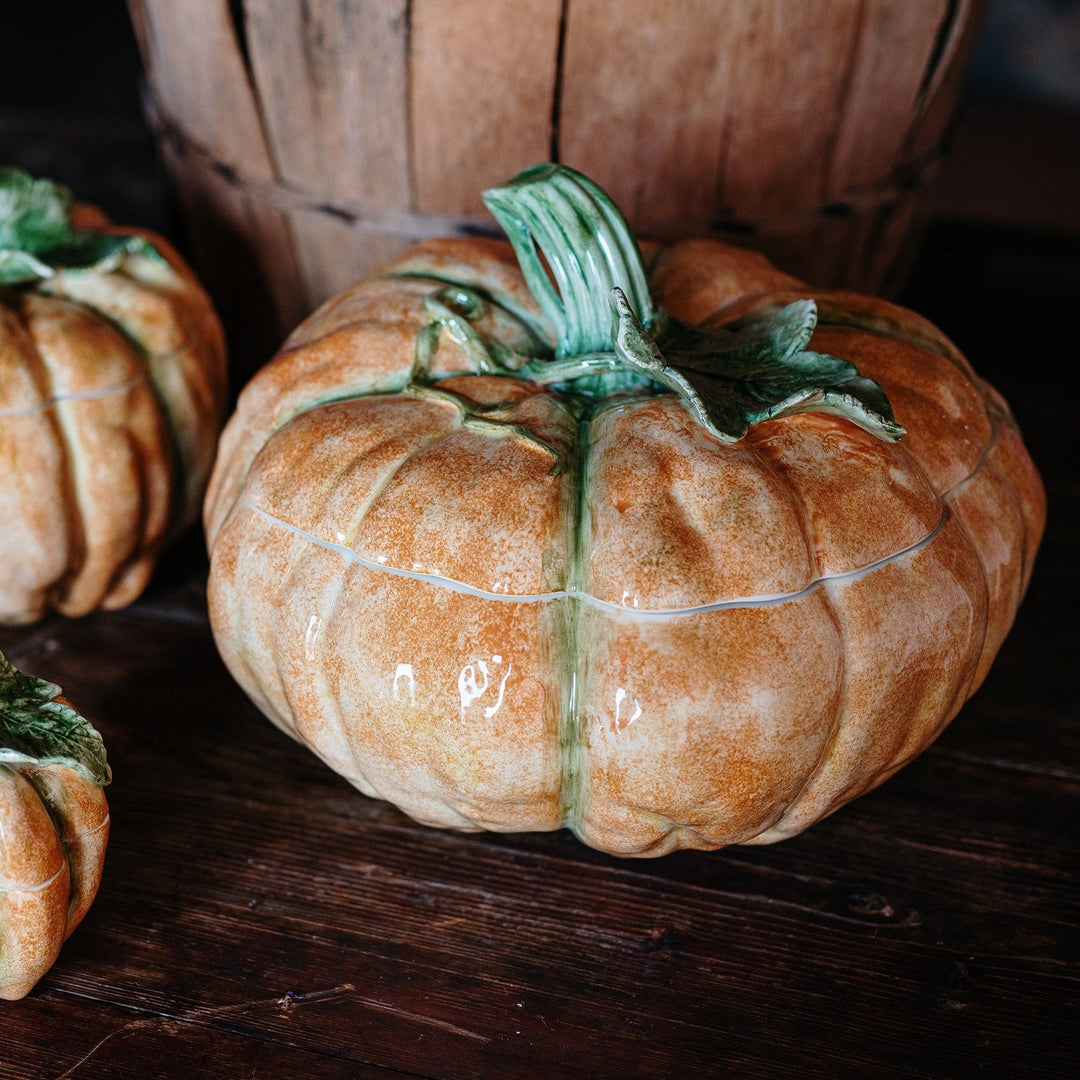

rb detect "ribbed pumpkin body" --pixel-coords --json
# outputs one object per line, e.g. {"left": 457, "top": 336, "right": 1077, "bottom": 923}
{"left": 205, "top": 238, "right": 1044, "bottom": 856}
{"left": 0, "top": 758, "right": 109, "bottom": 999}
{"left": 0, "top": 214, "right": 226, "bottom": 624}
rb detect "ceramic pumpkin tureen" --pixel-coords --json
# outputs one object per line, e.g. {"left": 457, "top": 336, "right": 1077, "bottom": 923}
{"left": 205, "top": 165, "right": 1043, "bottom": 856}
{"left": 1, "top": 649, "right": 110, "bottom": 999}
{"left": 0, "top": 169, "right": 227, "bottom": 624}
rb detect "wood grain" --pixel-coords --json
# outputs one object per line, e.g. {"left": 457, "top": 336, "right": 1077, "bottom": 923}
{"left": 0, "top": 991, "right": 398, "bottom": 1079}
{"left": 128, "top": 0, "right": 991, "bottom": 359}
{"left": 559, "top": 0, "right": 743, "bottom": 230}
{"left": 0, "top": 542, "right": 1075, "bottom": 1077}
{"left": 826, "top": 0, "right": 950, "bottom": 195}
{"left": 243, "top": 0, "right": 414, "bottom": 309}
{"left": 127, "top": 0, "right": 305, "bottom": 356}
{"left": 409, "top": 0, "right": 564, "bottom": 215}
{"left": 0, "top": 182, "right": 1076, "bottom": 1080}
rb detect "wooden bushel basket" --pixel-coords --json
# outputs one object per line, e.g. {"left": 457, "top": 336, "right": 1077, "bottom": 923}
{"left": 128, "top": 0, "right": 988, "bottom": 365}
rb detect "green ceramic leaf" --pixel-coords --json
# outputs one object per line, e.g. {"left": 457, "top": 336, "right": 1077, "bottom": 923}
{"left": 612, "top": 290, "right": 905, "bottom": 443}
{"left": 482, "top": 164, "right": 904, "bottom": 443}
{"left": 45, "top": 232, "right": 164, "bottom": 275}
{"left": 0, "top": 249, "right": 54, "bottom": 284}
{"left": 0, "top": 167, "right": 164, "bottom": 286}
{"left": 0, "top": 650, "right": 111, "bottom": 787}
{"left": 0, "top": 168, "right": 73, "bottom": 255}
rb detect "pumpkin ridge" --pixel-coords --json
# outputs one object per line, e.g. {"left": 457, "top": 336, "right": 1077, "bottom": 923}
{"left": 0, "top": 374, "right": 145, "bottom": 419}
{"left": 763, "top": 592, "right": 850, "bottom": 838}
{"left": 35, "top": 274, "right": 215, "bottom": 527}
{"left": 101, "top": 427, "right": 158, "bottom": 607}
{"left": 940, "top": 440, "right": 1022, "bottom": 692}
{"left": 383, "top": 269, "right": 554, "bottom": 349}
{"left": 272, "top": 545, "right": 350, "bottom": 769}
{"left": 0, "top": 304, "right": 79, "bottom": 621}
{"left": 41, "top": 276, "right": 217, "bottom": 359}
{"left": 17, "top": 302, "right": 87, "bottom": 614}
{"left": 314, "top": 574, "right": 383, "bottom": 803}
{"left": 941, "top": 414, "right": 1002, "bottom": 501}
{"left": 814, "top": 297, "right": 974, "bottom": 377}
{"left": 742, "top": 425, "right": 847, "bottom": 838}
{"left": 50, "top": 370, "right": 161, "bottom": 616}
{"left": 73, "top": 302, "right": 190, "bottom": 531}
{"left": 238, "top": 378, "right": 1009, "bottom": 614}
{"left": 984, "top": 457, "right": 1032, "bottom": 594}
{"left": 300, "top": 398, "right": 465, "bottom": 552}
{"left": 207, "top": 372, "right": 415, "bottom": 542}
{"left": 239, "top": 492, "right": 957, "bottom": 616}
{"left": 0, "top": 857, "right": 66, "bottom": 894}
{"left": 349, "top": 423, "right": 463, "bottom": 544}
{"left": 557, "top": 411, "right": 594, "bottom": 832}
{"left": 245, "top": 336, "right": 1004, "bottom": 610}
{"left": 57, "top": 811, "right": 110, "bottom": 843}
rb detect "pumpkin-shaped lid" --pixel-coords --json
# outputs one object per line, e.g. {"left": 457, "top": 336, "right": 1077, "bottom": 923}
{"left": 202, "top": 166, "right": 1044, "bottom": 854}
{"left": 220, "top": 165, "right": 1002, "bottom": 613}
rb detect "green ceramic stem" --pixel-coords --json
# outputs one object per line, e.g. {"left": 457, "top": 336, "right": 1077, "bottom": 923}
{"left": 477, "top": 163, "right": 901, "bottom": 443}
{"left": 482, "top": 164, "right": 654, "bottom": 360}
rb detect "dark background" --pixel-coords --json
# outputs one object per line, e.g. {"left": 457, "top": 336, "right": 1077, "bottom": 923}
{"left": 1, "top": 4, "right": 1077, "bottom": 1078}
{"left": 3, "top": 1, "right": 1079, "bottom": 230}
{"left": 2, "top": 1, "right": 1079, "bottom": 258}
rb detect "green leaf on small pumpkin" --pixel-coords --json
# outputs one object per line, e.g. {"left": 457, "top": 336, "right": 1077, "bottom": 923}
{"left": 610, "top": 288, "right": 905, "bottom": 443}
{"left": 0, "top": 167, "right": 164, "bottom": 286}
{"left": 0, "top": 650, "right": 111, "bottom": 787}
{"left": 0, "top": 249, "right": 55, "bottom": 284}
{"left": 0, "top": 168, "right": 73, "bottom": 254}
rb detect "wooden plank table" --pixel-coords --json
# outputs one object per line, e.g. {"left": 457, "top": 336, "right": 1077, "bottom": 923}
{"left": 1, "top": 220, "right": 1076, "bottom": 1079}
{"left": 1, "top": 127, "right": 1078, "bottom": 1076}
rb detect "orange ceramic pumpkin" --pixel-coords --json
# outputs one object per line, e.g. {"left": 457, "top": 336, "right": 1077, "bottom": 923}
{"left": 1, "top": 649, "right": 110, "bottom": 999}
{"left": 205, "top": 166, "right": 1043, "bottom": 856}
{"left": 0, "top": 169, "right": 227, "bottom": 624}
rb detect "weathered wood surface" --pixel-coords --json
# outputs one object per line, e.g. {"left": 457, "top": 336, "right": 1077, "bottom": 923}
{"left": 127, "top": 0, "right": 991, "bottom": 364}
{"left": 0, "top": 221, "right": 1077, "bottom": 1078}
{"left": 129, "top": 0, "right": 306, "bottom": 362}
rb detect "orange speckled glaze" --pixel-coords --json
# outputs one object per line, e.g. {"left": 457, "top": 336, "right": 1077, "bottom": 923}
{"left": 0, "top": 761, "right": 109, "bottom": 1000}
{"left": 0, "top": 213, "right": 227, "bottom": 624}
{"left": 204, "top": 236, "right": 1044, "bottom": 856}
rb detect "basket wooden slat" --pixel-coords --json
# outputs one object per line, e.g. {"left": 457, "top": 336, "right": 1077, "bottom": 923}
{"left": 129, "top": 0, "right": 989, "bottom": 368}
{"left": 243, "top": 0, "right": 413, "bottom": 308}
{"left": 411, "top": 0, "right": 564, "bottom": 217}
{"left": 131, "top": 0, "right": 306, "bottom": 360}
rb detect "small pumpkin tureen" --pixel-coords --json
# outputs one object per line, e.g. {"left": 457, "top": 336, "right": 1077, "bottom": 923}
{"left": 0, "top": 169, "right": 227, "bottom": 624}
{"left": 1, "top": 649, "right": 110, "bottom": 999}
{"left": 205, "top": 165, "right": 1044, "bottom": 856}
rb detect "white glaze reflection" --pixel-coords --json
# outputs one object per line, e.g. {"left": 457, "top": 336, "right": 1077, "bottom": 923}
{"left": 304, "top": 614, "right": 323, "bottom": 661}
{"left": 457, "top": 655, "right": 512, "bottom": 719}
{"left": 393, "top": 663, "right": 416, "bottom": 703}
{"left": 613, "top": 687, "right": 642, "bottom": 733}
